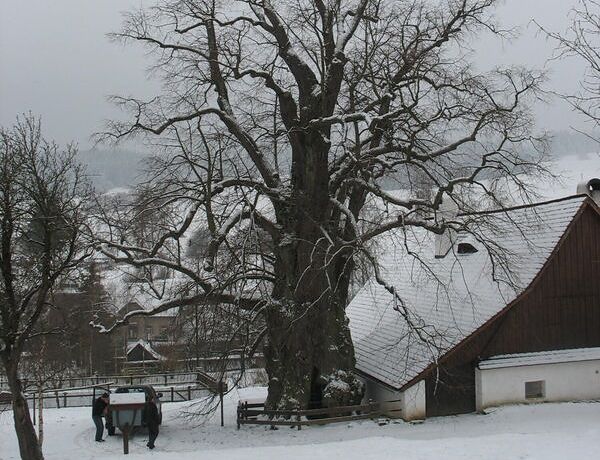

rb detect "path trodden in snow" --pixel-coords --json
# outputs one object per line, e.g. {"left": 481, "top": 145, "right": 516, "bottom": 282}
{"left": 1, "top": 387, "right": 600, "bottom": 459}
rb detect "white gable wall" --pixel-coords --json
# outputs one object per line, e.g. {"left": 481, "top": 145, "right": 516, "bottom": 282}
{"left": 476, "top": 358, "right": 600, "bottom": 411}
{"left": 402, "top": 380, "right": 426, "bottom": 421}
{"left": 360, "top": 375, "right": 425, "bottom": 421}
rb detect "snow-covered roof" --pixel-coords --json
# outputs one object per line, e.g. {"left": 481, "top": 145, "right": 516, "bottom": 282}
{"left": 479, "top": 347, "right": 600, "bottom": 370}
{"left": 101, "top": 265, "right": 181, "bottom": 318}
{"left": 126, "top": 339, "right": 165, "bottom": 361}
{"left": 347, "top": 195, "right": 590, "bottom": 390}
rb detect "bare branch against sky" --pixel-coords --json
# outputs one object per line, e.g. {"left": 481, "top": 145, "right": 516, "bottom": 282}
{"left": 0, "top": 0, "right": 591, "bottom": 149}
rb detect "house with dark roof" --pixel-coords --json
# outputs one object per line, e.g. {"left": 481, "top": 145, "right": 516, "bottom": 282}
{"left": 126, "top": 339, "right": 166, "bottom": 367}
{"left": 347, "top": 179, "right": 600, "bottom": 420}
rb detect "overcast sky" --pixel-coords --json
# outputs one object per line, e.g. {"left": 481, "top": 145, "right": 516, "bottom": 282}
{"left": 0, "top": 0, "right": 590, "bottom": 149}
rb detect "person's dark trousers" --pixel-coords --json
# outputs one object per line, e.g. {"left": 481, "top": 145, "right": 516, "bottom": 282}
{"left": 93, "top": 415, "right": 104, "bottom": 441}
{"left": 147, "top": 424, "right": 159, "bottom": 448}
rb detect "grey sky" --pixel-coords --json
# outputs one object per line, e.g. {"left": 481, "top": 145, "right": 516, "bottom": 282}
{"left": 0, "top": 0, "right": 590, "bottom": 149}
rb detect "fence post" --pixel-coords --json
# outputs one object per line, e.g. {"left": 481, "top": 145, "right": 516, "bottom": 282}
{"left": 237, "top": 401, "right": 241, "bottom": 430}
{"left": 63, "top": 392, "right": 67, "bottom": 408}
{"left": 297, "top": 407, "right": 301, "bottom": 431}
{"left": 368, "top": 399, "right": 376, "bottom": 418}
{"left": 55, "top": 391, "right": 60, "bottom": 409}
{"left": 171, "top": 387, "right": 174, "bottom": 402}
{"left": 219, "top": 381, "right": 224, "bottom": 427}
{"left": 187, "top": 386, "right": 191, "bottom": 401}
{"left": 32, "top": 393, "right": 36, "bottom": 426}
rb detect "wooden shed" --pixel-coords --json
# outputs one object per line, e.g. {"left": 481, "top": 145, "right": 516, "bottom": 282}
{"left": 347, "top": 185, "right": 600, "bottom": 420}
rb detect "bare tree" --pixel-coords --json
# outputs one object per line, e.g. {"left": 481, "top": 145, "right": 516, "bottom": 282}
{"left": 539, "top": 0, "right": 600, "bottom": 140}
{"left": 0, "top": 116, "right": 90, "bottom": 460}
{"left": 95, "top": 0, "right": 548, "bottom": 411}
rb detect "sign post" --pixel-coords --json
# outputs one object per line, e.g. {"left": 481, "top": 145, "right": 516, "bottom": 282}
{"left": 109, "top": 393, "right": 146, "bottom": 455}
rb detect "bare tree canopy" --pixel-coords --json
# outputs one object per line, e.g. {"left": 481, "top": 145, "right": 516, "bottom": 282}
{"left": 539, "top": 0, "right": 600, "bottom": 140}
{"left": 95, "top": 0, "right": 549, "bottom": 411}
{"left": 0, "top": 115, "right": 90, "bottom": 460}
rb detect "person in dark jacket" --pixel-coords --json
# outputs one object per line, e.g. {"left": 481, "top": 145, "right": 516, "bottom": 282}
{"left": 145, "top": 397, "right": 160, "bottom": 449}
{"left": 92, "top": 393, "right": 110, "bottom": 442}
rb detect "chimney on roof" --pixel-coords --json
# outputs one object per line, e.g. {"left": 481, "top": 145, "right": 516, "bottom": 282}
{"left": 576, "top": 178, "right": 600, "bottom": 206}
{"left": 434, "top": 196, "right": 458, "bottom": 258}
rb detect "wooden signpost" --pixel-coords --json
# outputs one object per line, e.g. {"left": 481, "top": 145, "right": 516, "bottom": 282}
{"left": 109, "top": 393, "right": 146, "bottom": 455}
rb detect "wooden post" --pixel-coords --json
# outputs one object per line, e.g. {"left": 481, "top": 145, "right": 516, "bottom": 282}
{"left": 297, "top": 407, "right": 301, "bottom": 431}
{"left": 63, "top": 392, "right": 67, "bottom": 408}
{"left": 236, "top": 401, "right": 241, "bottom": 430}
{"left": 219, "top": 381, "right": 224, "bottom": 427}
{"left": 123, "top": 423, "right": 130, "bottom": 455}
{"left": 55, "top": 391, "right": 60, "bottom": 409}
{"left": 32, "top": 393, "right": 36, "bottom": 426}
{"left": 171, "top": 387, "right": 174, "bottom": 402}
{"left": 187, "top": 386, "right": 191, "bottom": 401}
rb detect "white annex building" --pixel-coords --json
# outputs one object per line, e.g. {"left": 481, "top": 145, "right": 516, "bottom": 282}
{"left": 347, "top": 180, "right": 600, "bottom": 420}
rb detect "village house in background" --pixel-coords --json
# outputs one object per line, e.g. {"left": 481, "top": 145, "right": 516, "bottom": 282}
{"left": 348, "top": 180, "right": 600, "bottom": 420}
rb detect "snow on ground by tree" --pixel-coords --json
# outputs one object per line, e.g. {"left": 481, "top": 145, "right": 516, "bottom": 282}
{"left": 2, "top": 387, "right": 600, "bottom": 459}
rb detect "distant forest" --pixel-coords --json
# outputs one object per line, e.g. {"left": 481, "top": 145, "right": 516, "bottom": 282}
{"left": 80, "top": 131, "right": 599, "bottom": 192}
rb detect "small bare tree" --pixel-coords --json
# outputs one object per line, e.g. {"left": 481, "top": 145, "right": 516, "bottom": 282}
{"left": 95, "top": 0, "right": 549, "bottom": 411}
{"left": 0, "top": 116, "right": 90, "bottom": 460}
{"left": 539, "top": 0, "right": 600, "bottom": 140}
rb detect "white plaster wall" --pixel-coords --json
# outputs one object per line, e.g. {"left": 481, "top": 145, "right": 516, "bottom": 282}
{"left": 401, "top": 380, "right": 426, "bottom": 421}
{"left": 359, "top": 376, "right": 426, "bottom": 421}
{"left": 359, "top": 375, "right": 403, "bottom": 418}
{"left": 476, "top": 359, "right": 600, "bottom": 411}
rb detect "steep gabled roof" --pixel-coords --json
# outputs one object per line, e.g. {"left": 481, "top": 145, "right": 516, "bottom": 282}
{"left": 126, "top": 339, "right": 165, "bottom": 361}
{"left": 347, "top": 195, "right": 593, "bottom": 390}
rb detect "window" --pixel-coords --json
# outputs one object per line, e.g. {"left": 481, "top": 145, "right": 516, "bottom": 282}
{"left": 145, "top": 326, "right": 153, "bottom": 340}
{"left": 128, "top": 324, "right": 138, "bottom": 339}
{"left": 457, "top": 242, "right": 478, "bottom": 254}
{"left": 525, "top": 380, "right": 545, "bottom": 399}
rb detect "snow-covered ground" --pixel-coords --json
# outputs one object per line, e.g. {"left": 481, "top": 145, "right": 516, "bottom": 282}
{"left": 2, "top": 387, "right": 600, "bottom": 459}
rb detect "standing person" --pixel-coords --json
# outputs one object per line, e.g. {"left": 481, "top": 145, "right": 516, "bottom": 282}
{"left": 92, "top": 392, "right": 110, "bottom": 442}
{"left": 145, "top": 397, "right": 160, "bottom": 450}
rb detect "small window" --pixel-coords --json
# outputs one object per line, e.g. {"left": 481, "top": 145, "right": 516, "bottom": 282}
{"left": 525, "top": 380, "right": 545, "bottom": 399}
{"left": 457, "top": 242, "right": 478, "bottom": 254}
{"left": 128, "top": 325, "right": 138, "bottom": 339}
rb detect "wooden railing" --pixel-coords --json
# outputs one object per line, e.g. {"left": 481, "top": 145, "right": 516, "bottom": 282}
{"left": 237, "top": 400, "right": 381, "bottom": 429}
{"left": 0, "top": 371, "right": 203, "bottom": 392}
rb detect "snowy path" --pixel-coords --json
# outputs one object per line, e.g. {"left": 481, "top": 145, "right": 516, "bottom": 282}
{"left": 2, "top": 387, "right": 600, "bottom": 459}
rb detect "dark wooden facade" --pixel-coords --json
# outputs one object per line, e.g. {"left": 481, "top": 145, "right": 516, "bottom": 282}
{"left": 421, "top": 199, "right": 600, "bottom": 417}
{"left": 127, "top": 343, "right": 161, "bottom": 363}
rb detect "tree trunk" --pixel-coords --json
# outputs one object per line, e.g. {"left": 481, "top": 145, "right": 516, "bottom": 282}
{"left": 3, "top": 358, "right": 44, "bottom": 460}
{"left": 263, "top": 130, "right": 364, "bottom": 411}
{"left": 263, "top": 289, "right": 363, "bottom": 411}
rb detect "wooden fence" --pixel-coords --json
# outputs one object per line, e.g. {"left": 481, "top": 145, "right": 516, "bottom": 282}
{"left": 22, "top": 385, "right": 211, "bottom": 411}
{"left": 0, "top": 371, "right": 202, "bottom": 392}
{"left": 237, "top": 400, "right": 381, "bottom": 429}
{"left": 0, "top": 370, "right": 226, "bottom": 411}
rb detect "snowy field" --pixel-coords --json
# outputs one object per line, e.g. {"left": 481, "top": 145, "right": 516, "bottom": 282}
{"left": 2, "top": 387, "right": 600, "bottom": 460}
